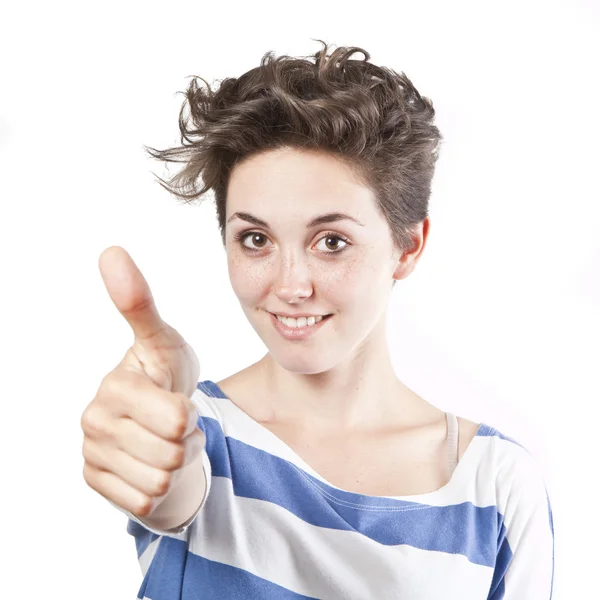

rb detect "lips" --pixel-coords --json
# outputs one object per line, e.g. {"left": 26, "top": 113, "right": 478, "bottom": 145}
{"left": 268, "top": 311, "right": 332, "bottom": 340}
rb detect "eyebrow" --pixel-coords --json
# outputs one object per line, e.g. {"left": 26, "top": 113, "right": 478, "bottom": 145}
{"left": 227, "top": 211, "right": 364, "bottom": 228}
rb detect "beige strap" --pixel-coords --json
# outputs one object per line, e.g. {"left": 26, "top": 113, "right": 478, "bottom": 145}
{"left": 445, "top": 412, "right": 459, "bottom": 476}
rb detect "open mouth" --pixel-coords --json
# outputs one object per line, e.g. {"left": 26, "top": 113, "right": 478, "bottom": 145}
{"left": 271, "top": 313, "right": 333, "bottom": 328}
{"left": 268, "top": 312, "right": 333, "bottom": 338}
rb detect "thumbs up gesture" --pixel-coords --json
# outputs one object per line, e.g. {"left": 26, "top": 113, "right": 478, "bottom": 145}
{"left": 81, "top": 246, "right": 205, "bottom": 522}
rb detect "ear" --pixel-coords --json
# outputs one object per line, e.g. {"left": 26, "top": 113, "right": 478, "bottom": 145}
{"left": 392, "top": 217, "right": 430, "bottom": 281}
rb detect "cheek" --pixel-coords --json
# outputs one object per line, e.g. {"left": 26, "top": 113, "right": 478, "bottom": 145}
{"left": 228, "top": 254, "right": 269, "bottom": 301}
{"left": 320, "top": 258, "right": 390, "bottom": 322}
{"left": 315, "top": 255, "right": 371, "bottom": 297}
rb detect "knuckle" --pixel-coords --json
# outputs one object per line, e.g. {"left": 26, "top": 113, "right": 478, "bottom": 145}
{"left": 167, "top": 443, "right": 186, "bottom": 470}
{"left": 80, "top": 405, "right": 97, "bottom": 433}
{"left": 167, "top": 396, "right": 190, "bottom": 439}
{"left": 81, "top": 407, "right": 110, "bottom": 439}
{"left": 151, "top": 470, "right": 172, "bottom": 496}
{"left": 134, "top": 495, "right": 153, "bottom": 517}
{"left": 99, "top": 371, "right": 120, "bottom": 398}
{"left": 99, "top": 370, "right": 130, "bottom": 409}
{"left": 170, "top": 417, "right": 188, "bottom": 440}
{"left": 82, "top": 462, "right": 97, "bottom": 487}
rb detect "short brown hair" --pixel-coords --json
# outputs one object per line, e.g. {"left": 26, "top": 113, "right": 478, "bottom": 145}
{"left": 144, "top": 40, "right": 443, "bottom": 253}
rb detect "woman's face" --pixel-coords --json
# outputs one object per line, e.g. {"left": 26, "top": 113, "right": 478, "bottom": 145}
{"left": 224, "top": 147, "right": 427, "bottom": 374}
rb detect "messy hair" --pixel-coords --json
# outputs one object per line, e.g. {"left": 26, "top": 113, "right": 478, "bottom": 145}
{"left": 144, "top": 40, "right": 443, "bottom": 254}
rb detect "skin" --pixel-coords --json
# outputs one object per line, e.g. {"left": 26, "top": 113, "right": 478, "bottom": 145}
{"left": 217, "top": 146, "right": 479, "bottom": 496}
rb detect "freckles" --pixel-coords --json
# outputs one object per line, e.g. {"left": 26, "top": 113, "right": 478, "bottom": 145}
{"left": 340, "top": 255, "right": 364, "bottom": 279}
{"left": 229, "top": 253, "right": 271, "bottom": 294}
{"left": 245, "top": 264, "right": 270, "bottom": 287}
{"left": 227, "top": 254, "right": 243, "bottom": 281}
{"left": 315, "top": 258, "right": 362, "bottom": 292}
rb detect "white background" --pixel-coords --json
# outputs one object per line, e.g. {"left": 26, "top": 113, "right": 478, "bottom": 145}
{"left": 1, "top": 0, "right": 598, "bottom": 597}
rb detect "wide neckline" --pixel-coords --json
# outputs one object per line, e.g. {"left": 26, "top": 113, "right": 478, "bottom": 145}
{"left": 199, "top": 380, "right": 487, "bottom": 503}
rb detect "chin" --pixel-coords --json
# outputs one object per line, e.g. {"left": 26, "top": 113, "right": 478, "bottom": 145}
{"left": 268, "top": 348, "right": 339, "bottom": 375}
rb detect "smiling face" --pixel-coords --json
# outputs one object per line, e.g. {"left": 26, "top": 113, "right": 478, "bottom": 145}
{"left": 224, "top": 146, "right": 427, "bottom": 375}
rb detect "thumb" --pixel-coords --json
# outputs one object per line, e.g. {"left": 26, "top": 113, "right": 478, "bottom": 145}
{"left": 98, "top": 245, "right": 167, "bottom": 343}
{"left": 98, "top": 245, "right": 200, "bottom": 396}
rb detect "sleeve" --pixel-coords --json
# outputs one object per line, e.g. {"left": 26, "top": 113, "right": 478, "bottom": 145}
{"left": 110, "top": 385, "right": 221, "bottom": 538}
{"left": 108, "top": 448, "right": 212, "bottom": 537}
{"left": 487, "top": 450, "right": 555, "bottom": 599}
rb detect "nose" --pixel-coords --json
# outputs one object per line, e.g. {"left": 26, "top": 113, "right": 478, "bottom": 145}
{"left": 273, "top": 251, "right": 313, "bottom": 303}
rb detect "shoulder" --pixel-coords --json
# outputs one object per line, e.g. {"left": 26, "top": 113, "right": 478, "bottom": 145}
{"left": 483, "top": 426, "right": 555, "bottom": 562}
{"left": 473, "top": 422, "right": 552, "bottom": 503}
{"left": 454, "top": 417, "right": 551, "bottom": 496}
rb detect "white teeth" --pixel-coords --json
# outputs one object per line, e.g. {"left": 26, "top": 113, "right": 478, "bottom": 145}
{"left": 276, "top": 314, "right": 326, "bottom": 328}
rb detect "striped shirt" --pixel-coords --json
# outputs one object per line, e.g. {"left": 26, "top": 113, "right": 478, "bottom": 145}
{"left": 117, "top": 380, "right": 555, "bottom": 599}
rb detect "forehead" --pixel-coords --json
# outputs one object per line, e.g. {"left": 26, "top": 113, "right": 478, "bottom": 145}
{"left": 226, "top": 147, "right": 377, "bottom": 221}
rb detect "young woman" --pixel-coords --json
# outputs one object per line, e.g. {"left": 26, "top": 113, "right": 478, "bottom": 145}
{"left": 82, "top": 41, "right": 554, "bottom": 599}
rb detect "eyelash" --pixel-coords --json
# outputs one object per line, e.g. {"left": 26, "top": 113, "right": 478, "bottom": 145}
{"left": 233, "top": 231, "right": 351, "bottom": 255}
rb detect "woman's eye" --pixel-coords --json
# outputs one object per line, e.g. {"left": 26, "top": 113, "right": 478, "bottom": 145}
{"left": 315, "top": 235, "right": 348, "bottom": 253}
{"left": 241, "top": 232, "right": 270, "bottom": 250}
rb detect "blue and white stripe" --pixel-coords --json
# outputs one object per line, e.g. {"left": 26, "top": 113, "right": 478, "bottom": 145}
{"left": 118, "top": 380, "right": 554, "bottom": 599}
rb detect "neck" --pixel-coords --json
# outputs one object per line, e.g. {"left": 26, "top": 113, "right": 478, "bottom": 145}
{"left": 252, "top": 322, "right": 426, "bottom": 433}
